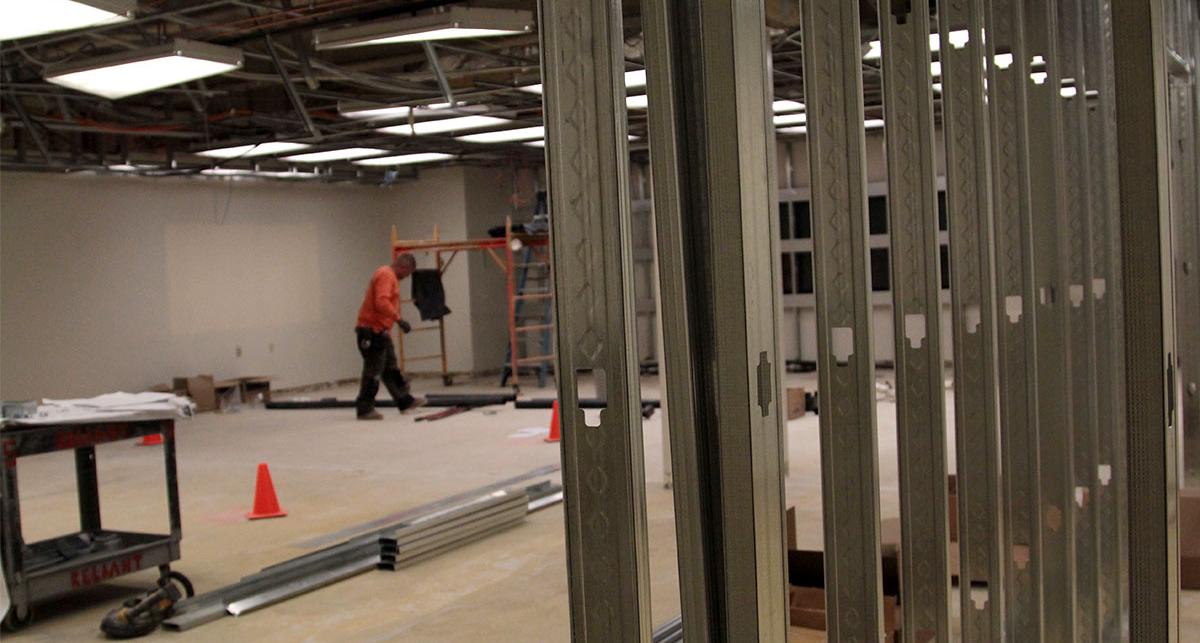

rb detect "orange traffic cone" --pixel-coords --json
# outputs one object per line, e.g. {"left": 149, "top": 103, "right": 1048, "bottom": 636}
{"left": 544, "top": 400, "right": 561, "bottom": 443}
{"left": 246, "top": 462, "right": 287, "bottom": 520}
{"left": 137, "top": 434, "right": 163, "bottom": 446}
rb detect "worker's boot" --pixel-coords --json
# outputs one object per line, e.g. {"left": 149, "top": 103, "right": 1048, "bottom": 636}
{"left": 357, "top": 410, "right": 385, "bottom": 420}
{"left": 401, "top": 397, "right": 428, "bottom": 414}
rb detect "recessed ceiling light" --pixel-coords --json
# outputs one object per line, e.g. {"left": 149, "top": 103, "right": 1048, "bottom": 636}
{"left": 313, "top": 7, "right": 533, "bottom": 49}
{"left": 378, "top": 115, "right": 512, "bottom": 136}
{"left": 44, "top": 39, "right": 243, "bottom": 100}
{"left": 196, "top": 142, "right": 311, "bottom": 159}
{"left": 281, "top": 147, "right": 388, "bottom": 163}
{"left": 353, "top": 152, "right": 456, "bottom": 166}
{"left": 456, "top": 126, "right": 545, "bottom": 143}
{"left": 0, "top": 0, "right": 135, "bottom": 41}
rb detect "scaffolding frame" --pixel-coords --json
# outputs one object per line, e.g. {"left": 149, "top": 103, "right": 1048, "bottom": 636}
{"left": 390, "top": 218, "right": 550, "bottom": 388}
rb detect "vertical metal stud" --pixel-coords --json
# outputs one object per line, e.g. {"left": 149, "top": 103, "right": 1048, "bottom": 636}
{"left": 799, "top": 1, "right": 885, "bottom": 639}
{"left": 644, "top": 0, "right": 788, "bottom": 638}
{"left": 879, "top": 1, "right": 952, "bottom": 640}
{"left": 1111, "top": 0, "right": 1182, "bottom": 639}
{"left": 1055, "top": 0, "right": 1103, "bottom": 638}
{"left": 939, "top": 0, "right": 1006, "bottom": 639}
{"left": 1022, "top": 1, "right": 1078, "bottom": 639}
{"left": 537, "top": 0, "right": 652, "bottom": 639}
{"left": 1083, "top": 0, "right": 1131, "bottom": 638}
{"left": 984, "top": 0, "right": 1044, "bottom": 638}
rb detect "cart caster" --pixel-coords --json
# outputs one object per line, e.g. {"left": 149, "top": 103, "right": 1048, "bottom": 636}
{"left": 2, "top": 603, "right": 33, "bottom": 631}
{"left": 442, "top": 375, "right": 454, "bottom": 387}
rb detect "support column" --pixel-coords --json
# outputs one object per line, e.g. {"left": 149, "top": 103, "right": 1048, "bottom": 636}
{"left": 797, "top": 1, "right": 884, "bottom": 639}
{"left": 643, "top": 0, "right": 787, "bottom": 639}
{"left": 1111, "top": 0, "right": 1181, "bottom": 639}
{"left": 879, "top": 1, "right": 952, "bottom": 640}
{"left": 537, "top": 0, "right": 652, "bottom": 639}
{"left": 940, "top": 0, "right": 1006, "bottom": 639}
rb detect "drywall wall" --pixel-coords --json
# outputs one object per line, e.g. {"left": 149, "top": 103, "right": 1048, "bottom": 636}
{"left": 0, "top": 171, "right": 404, "bottom": 399}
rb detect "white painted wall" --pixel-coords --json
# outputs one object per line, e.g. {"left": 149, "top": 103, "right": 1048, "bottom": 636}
{"left": 0, "top": 171, "right": 405, "bottom": 399}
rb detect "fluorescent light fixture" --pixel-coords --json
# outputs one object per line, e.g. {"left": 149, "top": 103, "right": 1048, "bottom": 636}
{"left": 313, "top": 7, "right": 533, "bottom": 49}
{"left": 525, "top": 140, "right": 545, "bottom": 148}
{"left": 863, "top": 30, "right": 968, "bottom": 60}
{"left": 353, "top": 153, "right": 456, "bottom": 167}
{"left": 337, "top": 100, "right": 488, "bottom": 121}
{"left": 378, "top": 115, "right": 511, "bottom": 136}
{"left": 0, "top": 0, "right": 135, "bottom": 41}
{"left": 520, "top": 69, "right": 649, "bottom": 95}
{"left": 44, "top": 39, "right": 243, "bottom": 100}
{"left": 456, "top": 126, "right": 544, "bottom": 143}
{"left": 197, "top": 141, "right": 311, "bottom": 159}
{"left": 202, "top": 168, "right": 320, "bottom": 179}
{"left": 773, "top": 112, "right": 807, "bottom": 126}
{"left": 281, "top": 147, "right": 388, "bottom": 163}
{"left": 626, "top": 94, "right": 648, "bottom": 110}
{"left": 107, "top": 163, "right": 156, "bottom": 172}
{"left": 773, "top": 100, "right": 805, "bottom": 113}
{"left": 777, "top": 126, "right": 807, "bottom": 136}
{"left": 865, "top": 119, "right": 885, "bottom": 129}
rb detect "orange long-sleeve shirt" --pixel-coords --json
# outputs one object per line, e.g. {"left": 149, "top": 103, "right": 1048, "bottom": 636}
{"left": 356, "top": 266, "right": 400, "bottom": 333}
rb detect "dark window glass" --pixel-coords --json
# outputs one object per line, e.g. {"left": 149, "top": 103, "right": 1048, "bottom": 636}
{"left": 938, "top": 191, "right": 949, "bottom": 231}
{"left": 793, "top": 201, "right": 812, "bottom": 239}
{"left": 870, "top": 247, "right": 890, "bottom": 292}
{"left": 868, "top": 196, "right": 888, "bottom": 235}
{"left": 779, "top": 202, "right": 792, "bottom": 240}
{"left": 940, "top": 244, "right": 951, "bottom": 289}
{"left": 781, "top": 252, "right": 794, "bottom": 294}
{"left": 797, "top": 252, "right": 814, "bottom": 294}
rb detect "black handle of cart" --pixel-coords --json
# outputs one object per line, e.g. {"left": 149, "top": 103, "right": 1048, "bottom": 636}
{"left": 1, "top": 418, "right": 182, "bottom": 627}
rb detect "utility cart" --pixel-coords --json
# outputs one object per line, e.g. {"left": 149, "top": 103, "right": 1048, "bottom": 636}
{"left": 0, "top": 417, "right": 182, "bottom": 630}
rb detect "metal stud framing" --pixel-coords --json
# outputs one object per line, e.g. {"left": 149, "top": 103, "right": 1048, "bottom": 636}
{"left": 643, "top": 0, "right": 788, "bottom": 638}
{"left": 799, "top": 1, "right": 884, "bottom": 639}
{"left": 984, "top": 0, "right": 1045, "bottom": 638}
{"left": 537, "top": 0, "right": 651, "bottom": 639}
{"left": 1055, "top": 0, "right": 1104, "bottom": 638}
{"left": 1022, "top": 1, "right": 1079, "bottom": 639}
{"left": 879, "top": 1, "right": 952, "bottom": 640}
{"left": 1111, "top": 0, "right": 1181, "bottom": 639}
{"left": 939, "top": 0, "right": 1006, "bottom": 639}
{"left": 1082, "top": 0, "right": 1131, "bottom": 637}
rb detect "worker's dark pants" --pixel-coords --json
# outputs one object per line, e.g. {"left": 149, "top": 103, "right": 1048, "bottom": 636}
{"left": 355, "top": 328, "right": 414, "bottom": 415}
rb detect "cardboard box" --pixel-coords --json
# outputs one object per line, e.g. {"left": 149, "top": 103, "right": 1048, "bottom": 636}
{"left": 214, "top": 379, "right": 242, "bottom": 412}
{"left": 239, "top": 376, "right": 272, "bottom": 405}
{"left": 786, "top": 387, "right": 807, "bottom": 420}
{"left": 1181, "top": 487, "right": 1200, "bottom": 589}
{"left": 174, "top": 375, "right": 216, "bottom": 413}
{"left": 787, "top": 548, "right": 900, "bottom": 640}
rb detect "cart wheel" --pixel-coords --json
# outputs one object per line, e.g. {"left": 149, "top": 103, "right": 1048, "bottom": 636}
{"left": 442, "top": 375, "right": 454, "bottom": 387}
{"left": 2, "top": 603, "right": 33, "bottom": 631}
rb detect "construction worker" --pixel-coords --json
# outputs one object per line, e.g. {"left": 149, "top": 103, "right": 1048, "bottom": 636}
{"left": 355, "top": 253, "right": 426, "bottom": 419}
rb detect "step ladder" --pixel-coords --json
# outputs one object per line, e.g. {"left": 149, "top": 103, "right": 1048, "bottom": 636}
{"left": 502, "top": 229, "right": 554, "bottom": 390}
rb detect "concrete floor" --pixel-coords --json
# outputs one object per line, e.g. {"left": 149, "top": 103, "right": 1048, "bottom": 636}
{"left": 4, "top": 373, "right": 1197, "bottom": 641}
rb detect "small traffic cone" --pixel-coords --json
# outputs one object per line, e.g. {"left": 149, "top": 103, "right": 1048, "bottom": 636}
{"left": 136, "top": 434, "right": 163, "bottom": 446}
{"left": 246, "top": 463, "right": 287, "bottom": 520}
{"left": 544, "top": 400, "right": 561, "bottom": 443}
